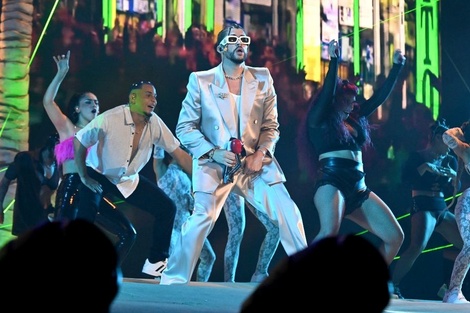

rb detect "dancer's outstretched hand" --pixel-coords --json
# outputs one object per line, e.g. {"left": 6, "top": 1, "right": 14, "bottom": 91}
{"left": 393, "top": 49, "right": 406, "bottom": 65}
{"left": 328, "top": 39, "right": 339, "bottom": 58}
{"left": 53, "top": 50, "right": 70, "bottom": 74}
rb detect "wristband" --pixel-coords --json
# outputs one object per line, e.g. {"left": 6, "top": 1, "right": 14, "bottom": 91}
{"left": 257, "top": 147, "right": 267, "bottom": 157}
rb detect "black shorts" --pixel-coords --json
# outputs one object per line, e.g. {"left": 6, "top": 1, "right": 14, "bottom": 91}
{"left": 410, "top": 195, "right": 447, "bottom": 226}
{"left": 313, "top": 157, "right": 371, "bottom": 215}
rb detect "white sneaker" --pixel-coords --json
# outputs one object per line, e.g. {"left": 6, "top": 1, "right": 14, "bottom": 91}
{"left": 142, "top": 259, "right": 167, "bottom": 277}
{"left": 443, "top": 287, "right": 470, "bottom": 304}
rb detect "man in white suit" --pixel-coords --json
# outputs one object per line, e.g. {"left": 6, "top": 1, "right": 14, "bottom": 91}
{"left": 160, "top": 23, "right": 307, "bottom": 285}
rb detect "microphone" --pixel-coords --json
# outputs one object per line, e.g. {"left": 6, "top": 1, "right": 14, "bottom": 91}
{"left": 223, "top": 138, "right": 244, "bottom": 184}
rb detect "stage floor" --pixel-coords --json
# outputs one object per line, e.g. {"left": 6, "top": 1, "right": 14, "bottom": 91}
{"left": 110, "top": 279, "right": 470, "bottom": 313}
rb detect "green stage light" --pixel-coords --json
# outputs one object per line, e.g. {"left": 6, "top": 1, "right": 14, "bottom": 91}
{"left": 416, "top": 0, "right": 440, "bottom": 120}
{"left": 206, "top": 0, "right": 214, "bottom": 32}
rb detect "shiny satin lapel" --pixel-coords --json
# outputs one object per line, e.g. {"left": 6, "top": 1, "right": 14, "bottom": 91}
{"left": 210, "top": 69, "right": 237, "bottom": 136}
{"left": 239, "top": 69, "right": 257, "bottom": 137}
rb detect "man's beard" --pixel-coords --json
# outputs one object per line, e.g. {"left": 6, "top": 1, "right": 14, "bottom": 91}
{"left": 228, "top": 51, "right": 246, "bottom": 64}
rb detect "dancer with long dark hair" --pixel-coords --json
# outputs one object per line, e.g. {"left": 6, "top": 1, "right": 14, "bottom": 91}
{"left": 306, "top": 39, "right": 405, "bottom": 265}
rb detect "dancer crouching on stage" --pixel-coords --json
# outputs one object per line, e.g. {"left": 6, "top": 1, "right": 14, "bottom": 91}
{"left": 43, "top": 50, "right": 137, "bottom": 263}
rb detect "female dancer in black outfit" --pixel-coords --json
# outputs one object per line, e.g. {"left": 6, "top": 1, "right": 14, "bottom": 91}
{"left": 391, "top": 118, "right": 462, "bottom": 299}
{"left": 306, "top": 39, "right": 405, "bottom": 265}
{"left": 0, "top": 135, "right": 60, "bottom": 235}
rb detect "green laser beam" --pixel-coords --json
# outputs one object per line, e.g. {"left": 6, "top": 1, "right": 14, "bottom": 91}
{"left": 3, "top": 200, "right": 15, "bottom": 214}
{"left": 394, "top": 243, "right": 454, "bottom": 261}
{"left": 0, "top": 109, "right": 12, "bottom": 139}
{"left": 28, "top": 0, "right": 60, "bottom": 68}
{"left": 355, "top": 190, "right": 461, "bottom": 260}
{"left": 356, "top": 192, "right": 462, "bottom": 236}
{"left": 341, "top": 5, "right": 418, "bottom": 40}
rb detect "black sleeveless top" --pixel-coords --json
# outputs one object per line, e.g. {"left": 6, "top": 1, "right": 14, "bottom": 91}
{"left": 306, "top": 57, "right": 403, "bottom": 155}
{"left": 402, "top": 150, "right": 459, "bottom": 194}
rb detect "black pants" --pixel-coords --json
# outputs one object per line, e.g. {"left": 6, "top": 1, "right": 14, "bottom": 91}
{"left": 55, "top": 173, "right": 138, "bottom": 263}
{"left": 77, "top": 167, "right": 176, "bottom": 262}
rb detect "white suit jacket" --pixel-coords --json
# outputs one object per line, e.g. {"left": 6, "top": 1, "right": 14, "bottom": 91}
{"left": 176, "top": 63, "right": 287, "bottom": 193}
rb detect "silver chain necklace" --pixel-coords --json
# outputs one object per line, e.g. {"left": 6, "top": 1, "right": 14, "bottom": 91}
{"left": 225, "top": 74, "right": 243, "bottom": 80}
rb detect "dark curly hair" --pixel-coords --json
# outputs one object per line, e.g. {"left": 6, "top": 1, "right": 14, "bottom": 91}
{"left": 430, "top": 118, "right": 449, "bottom": 141}
{"left": 329, "top": 79, "right": 371, "bottom": 148}
{"left": 66, "top": 92, "right": 88, "bottom": 124}
{"left": 39, "top": 133, "right": 59, "bottom": 162}
{"left": 336, "top": 79, "right": 360, "bottom": 97}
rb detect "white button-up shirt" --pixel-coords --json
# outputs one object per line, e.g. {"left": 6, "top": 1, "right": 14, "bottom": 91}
{"left": 75, "top": 104, "right": 180, "bottom": 198}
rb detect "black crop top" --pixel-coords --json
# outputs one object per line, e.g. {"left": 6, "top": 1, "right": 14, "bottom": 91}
{"left": 402, "top": 151, "right": 459, "bottom": 194}
{"left": 306, "top": 56, "right": 403, "bottom": 155}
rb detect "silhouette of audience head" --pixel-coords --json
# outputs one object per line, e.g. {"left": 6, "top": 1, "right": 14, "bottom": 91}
{"left": 240, "top": 235, "right": 391, "bottom": 313}
{"left": 0, "top": 219, "right": 122, "bottom": 312}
